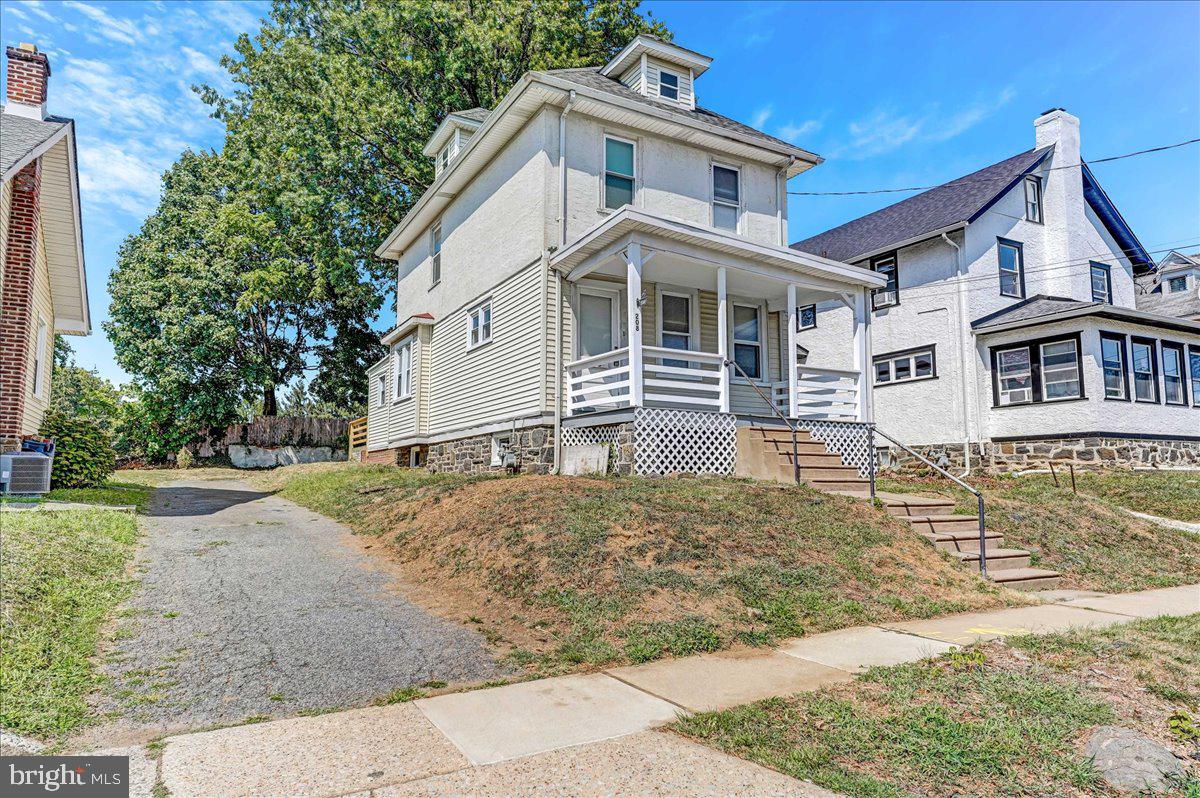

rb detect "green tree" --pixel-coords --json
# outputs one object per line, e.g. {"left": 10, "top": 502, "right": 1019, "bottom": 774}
{"left": 48, "top": 366, "right": 121, "bottom": 434}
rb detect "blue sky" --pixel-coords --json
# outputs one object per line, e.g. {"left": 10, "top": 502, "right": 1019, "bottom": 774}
{"left": 3, "top": 0, "right": 1198, "bottom": 385}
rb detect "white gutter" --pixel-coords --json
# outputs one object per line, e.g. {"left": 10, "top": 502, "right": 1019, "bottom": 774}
{"left": 551, "top": 93, "right": 575, "bottom": 475}
{"left": 942, "top": 230, "right": 972, "bottom": 476}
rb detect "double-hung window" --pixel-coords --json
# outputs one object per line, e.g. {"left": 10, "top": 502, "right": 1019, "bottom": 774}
{"left": 871, "top": 254, "right": 898, "bottom": 309}
{"left": 873, "top": 346, "right": 935, "bottom": 386}
{"left": 430, "top": 223, "right": 442, "bottom": 286}
{"left": 603, "top": 136, "right": 635, "bottom": 210}
{"left": 1130, "top": 337, "right": 1159, "bottom": 403}
{"left": 732, "top": 303, "right": 762, "bottom": 379}
{"left": 712, "top": 164, "right": 740, "bottom": 231}
{"left": 658, "top": 291, "right": 694, "bottom": 368}
{"left": 1162, "top": 342, "right": 1186, "bottom": 406}
{"left": 1089, "top": 262, "right": 1113, "bottom": 303}
{"left": 1024, "top": 175, "right": 1043, "bottom": 223}
{"left": 1100, "top": 332, "right": 1129, "bottom": 400}
{"left": 376, "top": 374, "right": 387, "bottom": 407}
{"left": 996, "top": 347, "right": 1033, "bottom": 405}
{"left": 992, "top": 335, "right": 1082, "bottom": 406}
{"left": 998, "top": 238, "right": 1024, "bottom": 298}
{"left": 797, "top": 304, "right": 816, "bottom": 331}
{"left": 1040, "top": 340, "right": 1081, "bottom": 400}
{"left": 393, "top": 338, "right": 414, "bottom": 401}
{"left": 1190, "top": 346, "right": 1200, "bottom": 406}
{"left": 467, "top": 300, "right": 492, "bottom": 349}
{"left": 658, "top": 70, "right": 680, "bottom": 101}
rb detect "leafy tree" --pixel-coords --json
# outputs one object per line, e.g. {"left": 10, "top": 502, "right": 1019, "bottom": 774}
{"left": 48, "top": 366, "right": 122, "bottom": 434}
{"left": 40, "top": 412, "right": 116, "bottom": 489}
{"left": 53, "top": 335, "right": 74, "bottom": 370}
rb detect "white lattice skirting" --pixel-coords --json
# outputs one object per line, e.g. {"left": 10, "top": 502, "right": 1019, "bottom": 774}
{"left": 799, "top": 419, "right": 874, "bottom": 478}
{"left": 634, "top": 408, "right": 737, "bottom": 476}
{"left": 560, "top": 425, "right": 623, "bottom": 448}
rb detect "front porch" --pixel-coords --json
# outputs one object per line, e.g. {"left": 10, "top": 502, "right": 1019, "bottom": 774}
{"left": 553, "top": 208, "right": 886, "bottom": 426}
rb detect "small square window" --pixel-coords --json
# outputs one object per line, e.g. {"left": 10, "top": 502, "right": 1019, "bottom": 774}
{"left": 468, "top": 300, "right": 492, "bottom": 349}
{"left": 797, "top": 304, "right": 816, "bottom": 331}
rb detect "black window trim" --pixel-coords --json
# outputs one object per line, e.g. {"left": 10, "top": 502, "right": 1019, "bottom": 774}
{"left": 870, "top": 252, "right": 899, "bottom": 309}
{"left": 873, "top": 344, "right": 937, "bottom": 388}
{"left": 1161, "top": 339, "right": 1188, "bottom": 407}
{"left": 1099, "top": 331, "right": 1130, "bottom": 402}
{"left": 1129, "top": 335, "right": 1160, "bottom": 404}
{"left": 997, "top": 237, "right": 1026, "bottom": 299}
{"left": 1089, "top": 261, "right": 1113, "bottom": 304}
{"left": 989, "top": 331, "right": 1085, "bottom": 408}
{"left": 1189, "top": 345, "right": 1200, "bottom": 409}
{"left": 1023, "top": 174, "right": 1043, "bottom": 224}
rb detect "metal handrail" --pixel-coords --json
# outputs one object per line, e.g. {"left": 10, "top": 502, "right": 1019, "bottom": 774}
{"left": 870, "top": 426, "right": 989, "bottom": 577}
{"left": 724, "top": 359, "right": 799, "bottom": 486}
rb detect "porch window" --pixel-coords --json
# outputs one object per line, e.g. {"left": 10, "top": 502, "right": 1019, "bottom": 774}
{"left": 430, "top": 222, "right": 442, "bottom": 286}
{"left": 658, "top": 69, "right": 680, "bottom": 101}
{"left": 604, "top": 136, "right": 635, "bottom": 210}
{"left": 797, "top": 304, "right": 816, "bottom": 331}
{"left": 998, "top": 238, "right": 1024, "bottom": 298}
{"left": 1190, "top": 346, "right": 1200, "bottom": 406}
{"left": 1131, "top": 338, "right": 1158, "bottom": 403}
{"left": 871, "top": 254, "right": 898, "bottom": 309}
{"left": 712, "top": 164, "right": 740, "bottom": 231}
{"left": 873, "top": 346, "right": 936, "bottom": 386}
{"left": 1040, "top": 340, "right": 1081, "bottom": 400}
{"left": 1090, "top": 262, "right": 1112, "bottom": 303}
{"left": 467, "top": 299, "right": 492, "bottom": 349}
{"left": 1024, "top": 175, "right": 1042, "bottom": 223}
{"left": 996, "top": 347, "right": 1033, "bottom": 405}
{"left": 732, "top": 303, "right": 762, "bottom": 379}
{"left": 1163, "top": 342, "right": 1186, "bottom": 406}
{"left": 659, "top": 291, "right": 694, "bottom": 368}
{"left": 393, "top": 338, "right": 414, "bottom": 401}
{"left": 1100, "top": 332, "right": 1129, "bottom": 400}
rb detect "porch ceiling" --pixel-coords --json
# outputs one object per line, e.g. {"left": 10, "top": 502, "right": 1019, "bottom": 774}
{"left": 551, "top": 208, "right": 887, "bottom": 294}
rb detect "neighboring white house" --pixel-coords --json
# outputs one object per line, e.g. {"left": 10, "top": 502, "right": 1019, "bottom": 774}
{"left": 363, "top": 35, "right": 886, "bottom": 475}
{"left": 793, "top": 110, "right": 1200, "bottom": 469}
{"left": 1136, "top": 250, "right": 1200, "bottom": 321}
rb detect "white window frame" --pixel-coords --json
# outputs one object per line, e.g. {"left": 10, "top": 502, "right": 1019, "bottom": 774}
{"left": 657, "top": 68, "right": 681, "bottom": 102}
{"left": 873, "top": 346, "right": 935, "bottom": 386}
{"left": 998, "top": 239, "right": 1024, "bottom": 299}
{"left": 711, "top": 161, "right": 742, "bottom": 233}
{"left": 1162, "top": 342, "right": 1186, "bottom": 406}
{"left": 467, "top": 299, "right": 493, "bottom": 350}
{"left": 1131, "top": 338, "right": 1158, "bottom": 403}
{"left": 32, "top": 318, "right": 47, "bottom": 398}
{"left": 1024, "top": 175, "right": 1043, "bottom": 223}
{"left": 574, "top": 283, "right": 623, "bottom": 359}
{"left": 1089, "top": 262, "right": 1113, "bottom": 304}
{"left": 1167, "top": 275, "right": 1188, "bottom": 293}
{"left": 656, "top": 286, "right": 700, "bottom": 369}
{"left": 602, "top": 134, "right": 637, "bottom": 211}
{"left": 429, "top": 222, "right": 442, "bottom": 287}
{"left": 1039, "top": 339, "right": 1082, "bottom": 402}
{"left": 796, "top": 304, "right": 817, "bottom": 331}
{"left": 392, "top": 337, "right": 415, "bottom": 402}
{"left": 995, "top": 346, "right": 1033, "bottom": 406}
{"left": 376, "top": 374, "right": 387, "bottom": 407}
{"left": 730, "top": 299, "right": 767, "bottom": 381}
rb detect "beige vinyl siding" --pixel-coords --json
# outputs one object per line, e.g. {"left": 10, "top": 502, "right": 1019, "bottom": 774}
{"left": 21, "top": 225, "right": 55, "bottom": 434}
{"left": 40, "top": 140, "right": 85, "bottom": 327}
{"left": 384, "top": 335, "right": 420, "bottom": 443}
{"left": 645, "top": 57, "right": 694, "bottom": 107}
{"left": 365, "top": 357, "right": 390, "bottom": 450}
{"left": 427, "top": 259, "right": 544, "bottom": 434}
{"left": 418, "top": 326, "right": 432, "bottom": 435}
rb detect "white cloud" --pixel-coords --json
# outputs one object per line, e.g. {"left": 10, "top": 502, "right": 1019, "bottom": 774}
{"left": 927, "top": 86, "right": 1017, "bottom": 142}
{"left": 778, "top": 118, "right": 824, "bottom": 142}
{"left": 76, "top": 137, "right": 170, "bottom": 216}
{"left": 15, "top": 0, "right": 58, "bottom": 23}
{"left": 56, "top": 59, "right": 170, "bottom": 129}
{"left": 7, "top": 6, "right": 31, "bottom": 20}
{"left": 180, "top": 46, "right": 224, "bottom": 81}
{"left": 63, "top": 1, "right": 142, "bottom": 46}
{"left": 750, "top": 105, "right": 773, "bottom": 129}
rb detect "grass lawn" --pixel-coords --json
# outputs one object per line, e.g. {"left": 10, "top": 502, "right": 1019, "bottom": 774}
{"left": 46, "top": 480, "right": 154, "bottom": 512}
{"left": 253, "top": 463, "right": 1013, "bottom": 675}
{"left": 675, "top": 614, "right": 1200, "bottom": 798}
{"left": 0, "top": 508, "right": 140, "bottom": 738}
{"left": 878, "top": 472, "right": 1200, "bottom": 593}
{"left": 1042, "top": 469, "right": 1200, "bottom": 523}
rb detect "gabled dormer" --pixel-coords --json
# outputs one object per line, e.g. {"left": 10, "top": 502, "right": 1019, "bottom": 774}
{"left": 599, "top": 34, "right": 711, "bottom": 110}
{"left": 423, "top": 107, "right": 489, "bottom": 177}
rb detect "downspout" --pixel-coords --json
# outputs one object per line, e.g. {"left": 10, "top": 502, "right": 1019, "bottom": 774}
{"left": 551, "top": 91, "right": 575, "bottom": 475}
{"left": 776, "top": 157, "right": 795, "bottom": 246}
{"left": 941, "top": 230, "right": 973, "bottom": 476}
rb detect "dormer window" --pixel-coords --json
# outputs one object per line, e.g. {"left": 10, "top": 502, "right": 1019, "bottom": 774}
{"left": 658, "top": 70, "right": 679, "bottom": 101}
{"left": 438, "top": 141, "right": 454, "bottom": 174}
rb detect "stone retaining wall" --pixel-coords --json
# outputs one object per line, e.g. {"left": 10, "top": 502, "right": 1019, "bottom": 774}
{"left": 882, "top": 436, "right": 1200, "bottom": 473}
{"left": 426, "top": 426, "right": 555, "bottom": 475}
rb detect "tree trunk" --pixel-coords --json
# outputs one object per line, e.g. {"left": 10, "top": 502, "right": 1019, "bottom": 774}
{"left": 262, "top": 385, "right": 278, "bottom": 417}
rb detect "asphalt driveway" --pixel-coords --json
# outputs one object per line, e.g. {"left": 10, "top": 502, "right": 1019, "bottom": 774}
{"left": 90, "top": 479, "right": 504, "bottom": 742}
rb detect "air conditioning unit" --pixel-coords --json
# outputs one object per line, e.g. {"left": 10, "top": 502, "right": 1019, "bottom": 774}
{"left": 0, "top": 452, "right": 52, "bottom": 495}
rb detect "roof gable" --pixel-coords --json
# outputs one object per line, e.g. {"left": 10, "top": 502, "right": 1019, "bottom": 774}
{"left": 1081, "top": 163, "right": 1152, "bottom": 274}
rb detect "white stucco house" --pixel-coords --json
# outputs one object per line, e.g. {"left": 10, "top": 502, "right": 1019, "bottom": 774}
{"left": 363, "top": 36, "right": 887, "bottom": 478}
{"left": 793, "top": 110, "right": 1199, "bottom": 469}
{"left": 1137, "top": 250, "right": 1200, "bottom": 321}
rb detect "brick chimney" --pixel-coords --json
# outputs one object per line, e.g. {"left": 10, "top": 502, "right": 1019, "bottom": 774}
{"left": 6, "top": 43, "right": 50, "bottom": 120}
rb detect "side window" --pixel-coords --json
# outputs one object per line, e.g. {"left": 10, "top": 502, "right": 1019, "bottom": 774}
{"left": 393, "top": 339, "right": 415, "bottom": 401}
{"left": 32, "top": 318, "right": 47, "bottom": 397}
{"left": 603, "top": 136, "right": 635, "bottom": 210}
{"left": 468, "top": 299, "right": 492, "bottom": 349}
{"left": 658, "top": 69, "right": 680, "bottom": 101}
{"left": 871, "top": 254, "right": 898, "bottom": 309}
{"left": 1100, "top": 332, "right": 1129, "bottom": 400}
{"left": 1090, "top": 262, "right": 1112, "bottom": 303}
{"left": 1039, "top": 339, "right": 1081, "bottom": 400}
{"left": 430, "top": 223, "right": 442, "bottom": 286}
{"left": 1024, "top": 175, "right": 1042, "bottom": 223}
{"left": 1162, "top": 342, "right": 1186, "bottom": 406}
{"left": 732, "top": 303, "right": 762, "bottom": 379}
{"left": 873, "top": 347, "right": 936, "bottom": 386}
{"left": 1168, "top": 276, "right": 1188, "bottom": 293}
{"left": 712, "top": 164, "right": 740, "bottom": 232}
{"left": 1130, "top": 337, "right": 1159, "bottom": 403}
{"left": 997, "top": 239, "right": 1024, "bottom": 298}
{"left": 995, "top": 347, "right": 1033, "bottom": 405}
{"left": 376, "top": 374, "right": 387, "bottom": 407}
{"left": 1190, "top": 346, "right": 1200, "bottom": 406}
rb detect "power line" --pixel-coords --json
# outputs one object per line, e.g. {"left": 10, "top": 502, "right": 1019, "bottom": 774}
{"left": 787, "top": 137, "right": 1200, "bottom": 197}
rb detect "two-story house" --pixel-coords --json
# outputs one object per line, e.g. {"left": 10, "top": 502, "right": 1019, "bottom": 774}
{"left": 1, "top": 43, "right": 89, "bottom": 450}
{"left": 794, "top": 109, "right": 1199, "bottom": 470}
{"left": 1137, "top": 250, "right": 1200, "bottom": 321}
{"left": 363, "top": 36, "right": 886, "bottom": 480}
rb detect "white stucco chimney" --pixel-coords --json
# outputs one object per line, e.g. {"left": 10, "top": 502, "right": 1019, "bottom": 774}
{"left": 1033, "top": 108, "right": 1086, "bottom": 296}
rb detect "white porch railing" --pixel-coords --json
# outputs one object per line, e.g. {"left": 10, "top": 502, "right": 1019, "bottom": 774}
{"left": 641, "top": 346, "right": 724, "bottom": 409}
{"left": 772, "top": 365, "right": 861, "bottom": 421}
{"left": 566, "top": 347, "right": 632, "bottom": 413}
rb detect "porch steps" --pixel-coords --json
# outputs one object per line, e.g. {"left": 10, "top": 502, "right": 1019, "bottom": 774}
{"left": 736, "top": 425, "right": 1062, "bottom": 592}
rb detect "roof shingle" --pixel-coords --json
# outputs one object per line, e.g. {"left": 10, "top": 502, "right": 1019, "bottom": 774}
{"left": 1, "top": 110, "right": 70, "bottom": 176}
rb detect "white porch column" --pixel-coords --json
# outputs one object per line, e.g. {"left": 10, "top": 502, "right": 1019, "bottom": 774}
{"left": 716, "top": 267, "right": 730, "bottom": 413}
{"left": 625, "top": 243, "right": 644, "bottom": 407}
{"left": 786, "top": 283, "right": 799, "bottom": 419}
{"left": 852, "top": 286, "right": 874, "bottom": 422}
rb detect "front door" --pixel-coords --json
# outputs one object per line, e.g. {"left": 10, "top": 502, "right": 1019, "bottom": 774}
{"left": 577, "top": 286, "right": 621, "bottom": 358}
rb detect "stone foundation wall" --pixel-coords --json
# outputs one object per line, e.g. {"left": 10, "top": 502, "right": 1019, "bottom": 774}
{"left": 426, "top": 426, "right": 555, "bottom": 475}
{"left": 882, "top": 436, "right": 1200, "bottom": 473}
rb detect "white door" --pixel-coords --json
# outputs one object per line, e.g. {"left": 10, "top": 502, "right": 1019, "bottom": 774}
{"left": 577, "top": 287, "right": 621, "bottom": 358}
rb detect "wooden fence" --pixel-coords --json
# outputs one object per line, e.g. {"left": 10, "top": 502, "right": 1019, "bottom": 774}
{"left": 220, "top": 416, "right": 351, "bottom": 449}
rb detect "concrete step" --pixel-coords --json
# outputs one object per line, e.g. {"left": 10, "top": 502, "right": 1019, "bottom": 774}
{"left": 876, "top": 492, "right": 958, "bottom": 518}
{"left": 923, "top": 530, "right": 1005, "bottom": 553}
{"left": 988, "top": 567, "right": 1062, "bottom": 592}
{"left": 749, "top": 427, "right": 816, "bottom": 444}
{"left": 794, "top": 466, "right": 863, "bottom": 481}
{"left": 899, "top": 515, "right": 981, "bottom": 534}
{"left": 806, "top": 478, "right": 871, "bottom": 492}
{"left": 950, "top": 548, "right": 1032, "bottom": 571}
{"left": 773, "top": 452, "right": 847, "bottom": 467}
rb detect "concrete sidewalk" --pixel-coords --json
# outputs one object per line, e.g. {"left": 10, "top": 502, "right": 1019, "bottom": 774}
{"left": 110, "top": 583, "right": 1197, "bottom": 798}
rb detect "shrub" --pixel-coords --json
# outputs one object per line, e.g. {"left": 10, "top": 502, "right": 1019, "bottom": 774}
{"left": 176, "top": 447, "right": 194, "bottom": 470}
{"left": 39, "top": 411, "right": 117, "bottom": 489}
